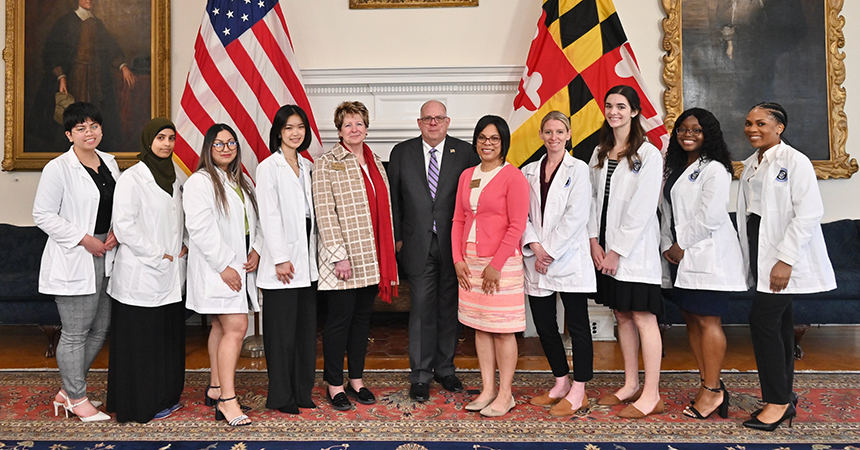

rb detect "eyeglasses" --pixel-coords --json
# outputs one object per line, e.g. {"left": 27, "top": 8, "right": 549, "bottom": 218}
{"left": 677, "top": 127, "right": 704, "bottom": 136}
{"left": 72, "top": 123, "right": 101, "bottom": 134}
{"left": 420, "top": 116, "right": 448, "bottom": 124}
{"left": 212, "top": 141, "right": 238, "bottom": 150}
{"left": 476, "top": 135, "right": 501, "bottom": 145}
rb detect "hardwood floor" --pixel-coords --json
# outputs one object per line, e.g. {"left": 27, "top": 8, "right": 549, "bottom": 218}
{"left": 2, "top": 314, "right": 858, "bottom": 372}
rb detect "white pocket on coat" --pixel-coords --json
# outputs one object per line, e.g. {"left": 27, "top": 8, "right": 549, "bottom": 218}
{"left": 205, "top": 263, "right": 242, "bottom": 299}
{"left": 680, "top": 238, "right": 716, "bottom": 274}
{"left": 134, "top": 258, "right": 175, "bottom": 294}
{"left": 547, "top": 245, "right": 581, "bottom": 278}
{"left": 50, "top": 246, "right": 89, "bottom": 282}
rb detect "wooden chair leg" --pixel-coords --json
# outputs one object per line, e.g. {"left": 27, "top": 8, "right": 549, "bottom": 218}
{"left": 794, "top": 324, "right": 811, "bottom": 360}
{"left": 38, "top": 325, "right": 62, "bottom": 358}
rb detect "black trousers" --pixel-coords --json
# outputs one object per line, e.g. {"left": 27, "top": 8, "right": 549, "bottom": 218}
{"left": 322, "top": 285, "right": 378, "bottom": 386}
{"left": 747, "top": 213, "right": 795, "bottom": 404}
{"left": 261, "top": 284, "right": 317, "bottom": 409}
{"left": 528, "top": 292, "right": 594, "bottom": 381}
{"left": 406, "top": 234, "right": 461, "bottom": 383}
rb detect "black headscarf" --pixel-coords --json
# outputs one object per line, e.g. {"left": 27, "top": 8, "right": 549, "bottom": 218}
{"left": 138, "top": 118, "right": 177, "bottom": 195}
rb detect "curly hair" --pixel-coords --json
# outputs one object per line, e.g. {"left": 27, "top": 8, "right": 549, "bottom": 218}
{"left": 665, "top": 108, "right": 733, "bottom": 177}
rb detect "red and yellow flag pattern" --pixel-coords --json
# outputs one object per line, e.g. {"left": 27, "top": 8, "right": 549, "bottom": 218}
{"left": 509, "top": 0, "right": 669, "bottom": 167}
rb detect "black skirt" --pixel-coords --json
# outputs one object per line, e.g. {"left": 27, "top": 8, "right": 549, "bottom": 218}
{"left": 106, "top": 299, "right": 186, "bottom": 423}
{"left": 666, "top": 263, "right": 729, "bottom": 317}
{"left": 595, "top": 195, "right": 663, "bottom": 315}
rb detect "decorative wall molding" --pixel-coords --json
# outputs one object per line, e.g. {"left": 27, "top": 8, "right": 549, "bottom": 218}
{"left": 301, "top": 66, "right": 524, "bottom": 159}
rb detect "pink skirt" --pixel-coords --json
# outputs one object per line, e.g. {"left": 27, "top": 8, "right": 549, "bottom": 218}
{"left": 458, "top": 243, "right": 525, "bottom": 333}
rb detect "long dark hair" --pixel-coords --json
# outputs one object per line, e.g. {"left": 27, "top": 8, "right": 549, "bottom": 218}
{"left": 472, "top": 115, "right": 511, "bottom": 162}
{"left": 594, "top": 85, "right": 646, "bottom": 169}
{"left": 269, "top": 105, "right": 311, "bottom": 154}
{"left": 195, "top": 123, "right": 259, "bottom": 218}
{"left": 666, "top": 108, "right": 733, "bottom": 176}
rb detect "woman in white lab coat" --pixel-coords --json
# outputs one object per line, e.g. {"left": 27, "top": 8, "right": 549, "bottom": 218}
{"left": 256, "top": 105, "right": 319, "bottom": 415}
{"left": 521, "top": 111, "right": 595, "bottom": 417}
{"left": 33, "top": 102, "right": 117, "bottom": 422}
{"left": 184, "top": 123, "right": 261, "bottom": 427}
{"left": 737, "top": 102, "right": 835, "bottom": 431}
{"left": 106, "top": 118, "right": 187, "bottom": 423}
{"left": 660, "top": 108, "right": 747, "bottom": 420}
{"left": 587, "top": 85, "right": 663, "bottom": 418}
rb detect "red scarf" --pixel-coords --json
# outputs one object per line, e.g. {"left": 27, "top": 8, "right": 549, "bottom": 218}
{"left": 354, "top": 142, "right": 398, "bottom": 303}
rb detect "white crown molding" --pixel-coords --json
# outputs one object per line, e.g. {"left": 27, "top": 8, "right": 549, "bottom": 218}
{"left": 300, "top": 65, "right": 526, "bottom": 159}
{"left": 301, "top": 65, "right": 524, "bottom": 92}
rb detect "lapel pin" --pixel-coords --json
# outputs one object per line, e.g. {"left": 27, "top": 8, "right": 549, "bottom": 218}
{"left": 449, "top": 148, "right": 455, "bottom": 153}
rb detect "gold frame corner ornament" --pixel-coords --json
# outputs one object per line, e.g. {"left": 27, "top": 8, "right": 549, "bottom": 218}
{"left": 661, "top": 0, "right": 857, "bottom": 180}
{"left": 2, "top": 0, "right": 171, "bottom": 171}
{"left": 349, "top": 0, "right": 478, "bottom": 9}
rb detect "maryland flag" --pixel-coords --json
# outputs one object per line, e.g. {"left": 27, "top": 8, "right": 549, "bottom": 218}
{"left": 508, "top": 0, "right": 669, "bottom": 167}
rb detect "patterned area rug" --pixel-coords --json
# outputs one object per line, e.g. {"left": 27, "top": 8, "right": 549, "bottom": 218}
{"left": 1, "top": 371, "right": 858, "bottom": 445}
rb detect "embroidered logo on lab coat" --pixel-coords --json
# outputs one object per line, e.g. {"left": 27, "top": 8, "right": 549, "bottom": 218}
{"left": 689, "top": 169, "right": 701, "bottom": 181}
{"left": 776, "top": 168, "right": 788, "bottom": 182}
{"left": 632, "top": 159, "right": 642, "bottom": 173}
{"left": 564, "top": 177, "right": 571, "bottom": 188}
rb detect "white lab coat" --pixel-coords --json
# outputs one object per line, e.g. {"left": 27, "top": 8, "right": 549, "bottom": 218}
{"left": 736, "top": 141, "right": 836, "bottom": 294}
{"left": 107, "top": 162, "right": 186, "bottom": 307}
{"left": 183, "top": 168, "right": 262, "bottom": 314}
{"left": 659, "top": 159, "right": 747, "bottom": 291}
{"left": 586, "top": 142, "right": 662, "bottom": 285}
{"left": 521, "top": 153, "right": 595, "bottom": 295}
{"left": 33, "top": 147, "right": 120, "bottom": 296}
{"left": 255, "top": 152, "right": 319, "bottom": 289}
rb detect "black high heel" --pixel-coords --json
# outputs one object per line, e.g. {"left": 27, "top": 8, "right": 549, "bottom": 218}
{"left": 205, "top": 385, "right": 251, "bottom": 412}
{"left": 743, "top": 403, "right": 796, "bottom": 432}
{"left": 751, "top": 391, "right": 798, "bottom": 418}
{"left": 204, "top": 385, "right": 220, "bottom": 407}
{"left": 684, "top": 382, "right": 729, "bottom": 419}
{"left": 214, "top": 396, "right": 252, "bottom": 427}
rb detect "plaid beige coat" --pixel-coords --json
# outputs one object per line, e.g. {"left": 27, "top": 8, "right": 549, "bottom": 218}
{"left": 312, "top": 142, "right": 394, "bottom": 291}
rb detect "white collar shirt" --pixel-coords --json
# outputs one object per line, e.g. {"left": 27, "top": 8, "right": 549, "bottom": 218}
{"left": 422, "top": 137, "right": 446, "bottom": 177}
{"left": 744, "top": 145, "right": 778, "bottom": 217}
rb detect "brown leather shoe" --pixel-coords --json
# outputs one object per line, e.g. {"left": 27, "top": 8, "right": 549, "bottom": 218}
{"left": 617, "top": 398, "right": 665, "bottom": 419}
{"left": 597, "top": 386, "right": 644, "bottom": 406}
{"left": 529, "top": 392, "right": 563, "bottom": 407}
{"left": 549, "top": 394, "right": 589, "bottom": 417}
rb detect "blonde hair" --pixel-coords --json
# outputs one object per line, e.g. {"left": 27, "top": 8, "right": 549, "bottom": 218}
{"left": 540, "top": 111, "right": 571, "bottom": 131}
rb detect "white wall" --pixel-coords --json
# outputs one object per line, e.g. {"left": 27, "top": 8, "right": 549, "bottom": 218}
{"left": 2, "top": 0, "right": 858, "bottom": 225}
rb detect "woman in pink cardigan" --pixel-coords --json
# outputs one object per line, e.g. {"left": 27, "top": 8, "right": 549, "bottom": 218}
{"left": 452, "top": 115, "right": 529, "bottom": 417}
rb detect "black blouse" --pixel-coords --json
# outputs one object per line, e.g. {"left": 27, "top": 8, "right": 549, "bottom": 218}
{"left": 82, "top": 157, "right": 116, "bottom": 235}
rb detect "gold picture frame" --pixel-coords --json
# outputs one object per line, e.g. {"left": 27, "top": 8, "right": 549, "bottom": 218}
{"left": 662, "top": 0, "right": 857, "bottom": 179}
{"left": 349, "top": 0, "right": 478, "bottom": 9}
{"left": 3, "top": 0, "right": 171, "bottom": 171}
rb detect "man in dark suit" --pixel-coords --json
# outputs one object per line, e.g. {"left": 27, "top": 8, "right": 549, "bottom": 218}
{"left": 388, "top": 100, "right": 479, "bottom": 402}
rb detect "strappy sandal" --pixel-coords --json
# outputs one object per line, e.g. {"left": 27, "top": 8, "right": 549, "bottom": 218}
{"left": 684, "top": 382, "right": 729, "bottom": 419}
{"left": 206, "top": 386, "right": 249, "bottom": 411}
{"left": 204, "top": 385, "right": 220, "bottom": 406}
{"left": 215, "top": 396, "right": 251, "bottom": 427}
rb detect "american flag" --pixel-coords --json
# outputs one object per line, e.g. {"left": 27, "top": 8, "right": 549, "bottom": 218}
{"left": 173, "top": 0, "right": 321, "bottom": 178}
